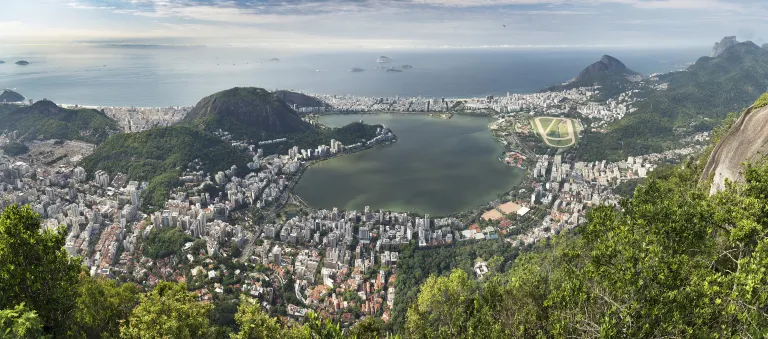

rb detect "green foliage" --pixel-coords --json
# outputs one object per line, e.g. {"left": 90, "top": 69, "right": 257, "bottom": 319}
{"left": 390, "top": 240, "right": 520, "bottom": 332}
{"left": 404, "top": 160, "right": 768, "bottom": 338}
{"left": 349, "top": 317, "right": 386, "bottom": 339}
{"left": 0, "top": 205, "right": 81, "bottom": 336}
{"left": 230, "top": 302, "right": 285, "bottom": 339}
{"left": 0, "top": 143, "right": 28, "bottom": 156}
{"left": 0, "top": 303, "right": 46, "bottom": 339}
{"left": 0, "top": 100, "right": 117, "bottom": 143}
{"left": 611, "top": 178, "right": 646, "bottom": 198}
{"left": 180, "top": 87, "right": 312, "bottom": 140}
{"left": 143, "top": 227, "right": 194, "bottom": 260}
{"left": 753, "top": 91, "right": 768, "bottom": 109}
{"left": 68, "top": 275, "right": 139, "bottom": 339}
{"left": 578, "top": 43, "right": 768, "bottom": 161}
{"left": 80, "top": 125, "right": 250, "bottom": 210}
{"left": 120, "top": 282, "right": 213, "bottom": 339}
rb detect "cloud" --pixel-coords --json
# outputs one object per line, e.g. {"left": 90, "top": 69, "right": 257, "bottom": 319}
{"left": 3, "top": 0, "right": 765, "bottom": 48}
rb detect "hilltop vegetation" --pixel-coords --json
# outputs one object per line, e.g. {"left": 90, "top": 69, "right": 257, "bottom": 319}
{"left": 180, "top": 87, "right": 313, "bottom": 140}
{"left": 80, "top": 126, "right": 250, "bottom": 210}
{"left": 0, "top": 100, "right": 118, "bottom": 144}
{"left": 1, "top": 142, "right": 29, "bottom": 156}
{"left": 578, "top": 42, "right": 768, "bottom": 161}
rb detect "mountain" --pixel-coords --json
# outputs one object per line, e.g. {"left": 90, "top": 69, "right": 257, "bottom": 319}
{"left": 0, "top": 89, "right": 24, "bottom": 103}
{"left": 0, "top": 100, "right": 118, "bottom": 143}
{"left": 273, "top": 90, "right": 328, "bottom": 111}
{"left": 179, "top": 87, "right": 313, "bottom": 140}
{"left": 80, "top": 125, "right": 250, "bottom": 210}
{"left": 545, "top": 55, "right": 642, "bottom": 98}
{"left": 712, "top": 36, "right": 739, "bottom": 57}
{"left": 578, "top": 41, "right": 768, "bottom": 161}
{"left": 701, "top": 93, "right": 768, "bottom": 194}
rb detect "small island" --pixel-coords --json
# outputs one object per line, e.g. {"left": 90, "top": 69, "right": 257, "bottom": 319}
{"left": 15, "top": 60, "right": 29, "bottom": 66}
{"left": 377, "top": 56, "right": 392, "bottom": 63}
{"left": 400, "top": 65, "right": 413, "bottom": 69}
{"left": 386, "top": 68, "right": 403, "bottom": 73}
{"left": 269, "top": 58, "right": 280, "bottom": 62}
{"left": 349, "top": 67, "right": 365, "bottom": 72}
{"left": 0, "top": 61, "right": 5, "bottom": 64}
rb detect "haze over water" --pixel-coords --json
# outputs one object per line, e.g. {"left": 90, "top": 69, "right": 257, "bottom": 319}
{"left": 294, "top": 114, "right": 525, "bottom": 216}
{"left": 0, "top": 45, "right": 707, "bottom": 107}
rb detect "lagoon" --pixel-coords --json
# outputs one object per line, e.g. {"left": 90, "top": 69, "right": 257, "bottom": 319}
{"left": 293, "top": 114, "right": 525, "bottom": 216}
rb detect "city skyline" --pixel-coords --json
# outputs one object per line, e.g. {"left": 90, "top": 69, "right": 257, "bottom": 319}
{"left": 1, "top": 0, "right": 768, "bottom": 49}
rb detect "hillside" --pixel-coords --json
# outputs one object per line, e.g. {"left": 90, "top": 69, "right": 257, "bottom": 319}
{"left": 578, "top": 41, "right": 768, "bottom": 161}
{"left": 80, "top": 125, "right": 250, "bottom": 210}
{"left": 273, "top": 90, "right": 328, "bottom": 111}
{"left": 180, "top": 87, "right": 313, "bottom": 140}
{"left": 0, "top": 100, "right": 118, "bottom": 143}
{"left": 0, "top": 89, "right": 24, "bottom": 103}
{"left": 545, "top": 55, "right": 642, "bottom": 98}
{"left": 701, "top": 93, "right": 768, "bottom": 194}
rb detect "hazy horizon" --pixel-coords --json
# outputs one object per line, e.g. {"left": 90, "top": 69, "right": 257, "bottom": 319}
{"left": 2, "top": 0, "right": 768, "bottom": 49}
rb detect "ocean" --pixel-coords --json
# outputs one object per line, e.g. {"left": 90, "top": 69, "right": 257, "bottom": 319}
{"left": 0, "top": 44, "right": 708, "bottom": 107}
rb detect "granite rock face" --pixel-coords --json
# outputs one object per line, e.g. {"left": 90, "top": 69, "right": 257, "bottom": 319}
{"left": 712, "top": 36, "right": 739, "bottom": 57}
{"left": 702, "top": 103, "right": 768, "bottom": 195}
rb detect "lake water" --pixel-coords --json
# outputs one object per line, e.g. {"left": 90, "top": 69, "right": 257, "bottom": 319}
{"left": 293, "top": 114, "right": 525, "bottom": 216}
{"left": 0, "top": 45, "right": 708, "bottom": 107}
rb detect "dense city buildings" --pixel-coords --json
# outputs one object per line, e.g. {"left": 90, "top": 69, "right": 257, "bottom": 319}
{"left": 0, "top": 83, "right": 708, "bottom": 328}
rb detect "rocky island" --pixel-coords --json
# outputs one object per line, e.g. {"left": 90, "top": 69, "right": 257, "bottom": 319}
{"left": 349, "top": 67, "right": 365, "bottom": 72}
{"left": 269, "top": 58, "right": 280, "bottom": 61}
{"left": 385, "top": 67, "right": 403, "bottom": 72}
{"left": 15, "top": 60, "right": 29, "bottom": 65}
{"left": 376, "top": 56, "right": 392, "bottom": 63}
{"left": 400, "top": 65, "right": 413, "bottom": 69}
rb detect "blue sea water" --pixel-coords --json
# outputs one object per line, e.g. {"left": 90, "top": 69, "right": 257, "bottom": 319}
{"left": 0, "top": 45, "right": 708, "bottom": 107}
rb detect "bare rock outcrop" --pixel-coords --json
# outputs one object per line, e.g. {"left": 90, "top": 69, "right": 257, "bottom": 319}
{"left": 701, "top": 101, "right": 768, "bottom": 194}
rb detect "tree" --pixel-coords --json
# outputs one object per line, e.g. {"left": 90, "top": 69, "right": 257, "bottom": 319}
{"left": 68, "top": 275, "right": 139, "bottom": 339}
{"left": 0, "top": 205, "right": 81, "bottom": 336}
{"left": 405, "top": 270, "right": 478, "bottom": 338}
{"left": 0, "top": 303, "right": 46, "bottom": 339}
{"left": 230, "top": 302, "right": 282, "bottom": 339}
{"left": 349, "top": 317, "right": 386, "bottom": 339}
{"left": 120, "top": 282, "right": 213, "bottom": 339}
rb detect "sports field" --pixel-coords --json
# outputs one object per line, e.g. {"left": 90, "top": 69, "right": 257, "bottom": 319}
{"left": 532, "top": 117, "right": 579, "bottom": 148}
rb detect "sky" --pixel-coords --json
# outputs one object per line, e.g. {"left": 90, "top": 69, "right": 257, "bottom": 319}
{"left": 1, "top": 0, "right": 768, "bottom": 49}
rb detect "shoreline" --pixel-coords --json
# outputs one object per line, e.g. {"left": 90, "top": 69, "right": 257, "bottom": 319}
{"left": 291, "top": 112, "right": 528, "bottom": 220}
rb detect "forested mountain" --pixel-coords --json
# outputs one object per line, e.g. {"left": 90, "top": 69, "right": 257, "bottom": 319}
{"left": 180, "top": 87, "right": 313, "bottom": 139}
{"left": 578, "top": 41, "right": 768, "bottom": 161}
{"left": 80, "top": 126, "right": 250, "bottom": 210}
{"left": 0, "top": 100, "right": 118, "bottom": 144}
{"left": 545, "top": 55, "right": 642, "bottom": 99}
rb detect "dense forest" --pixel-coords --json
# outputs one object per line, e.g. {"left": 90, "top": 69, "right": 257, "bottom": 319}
{"left": 0, "top": 100, "right": 118, "bottom": 144}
